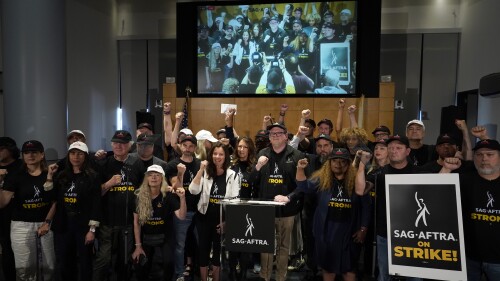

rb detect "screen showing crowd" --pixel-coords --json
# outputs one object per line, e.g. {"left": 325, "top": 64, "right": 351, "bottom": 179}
{"left": 197, "top": 1, "right": 357, "bottom": 95}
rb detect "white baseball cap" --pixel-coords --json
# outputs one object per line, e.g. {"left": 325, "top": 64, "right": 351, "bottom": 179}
{"left": 146, "top": 164, "right": 165, "bottom": 176}
{"left": 406, "top": 119, "right": 425, "bottom": 130}
{"left": 196, "top": 130, "right": 218, "bottom": 143}
{"left": 180, "top": 128, "right": 193, "bottom": 135}
{"left": 67, "top": 130, "right": 86, "bottom": 139}
{"left": 68, "top": 141, "right": 89, "bottom": 153}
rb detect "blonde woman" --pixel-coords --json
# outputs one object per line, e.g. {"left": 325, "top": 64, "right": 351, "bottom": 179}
{"left": 132, "top": 165, "right": 186, "bottom": 281}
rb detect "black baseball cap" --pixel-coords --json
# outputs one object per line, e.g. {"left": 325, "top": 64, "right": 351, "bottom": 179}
{"left": 436, "top": 134, "right": 457, "bottom": 146}
{"left": 323, "top": 22, "right": 334, "bottom": 29}
{"left": 473, "top": 139, "right": 500, "bottom": 151}
{"left": 324, "top": 11, "right": 334, "bottom": 17}
{"left": 372, "top": 125, "right": 391, "bottom": 135}
{"left": 255, "top": 130, "right": 268, "bottom": 138}
{"left": 315, "top": 134, "right": 332, "bottom": 142}
{"left": 267, "top": 123, "right": 287, "bottom": 132}
{"left": 21, "top": 140, "right": 44, "bottom": 153}
{"left": 328, "top": 148, "right": 350, "bottom": 160}
{"left": 0, "top": 137, "right": 17, "bottom": 148}
{"left": 137, "top": 122, "right": 153, "bottom": 131}
{"left": 111, "top": 130, "right": 132, "bottom": 143}
{"left": 136, "top": 133, "right": 156, "bottom": 145}
{"left": 385, "top": 135, "right": 410, "bottom": 147}
{"left": 179, "top": 134, "right": 197, "bottom": 145}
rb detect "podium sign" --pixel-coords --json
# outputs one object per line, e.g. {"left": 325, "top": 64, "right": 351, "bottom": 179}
{"left": 386, "top": 174, "right": 467, "bottom": 281}
{"left": 225, "top": 204, "right": 275, "bottom": 253}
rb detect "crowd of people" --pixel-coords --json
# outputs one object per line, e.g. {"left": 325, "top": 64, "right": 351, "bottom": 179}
{"left": 197, "top": 3, "right": 357, "bottom": 94}
{"left": 0, "top": 99, "right": 499, "bottom": 281}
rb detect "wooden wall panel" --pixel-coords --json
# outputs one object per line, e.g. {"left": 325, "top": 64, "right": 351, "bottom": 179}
{"left": 162, "top": 83, "right": 395, "bottom": 141}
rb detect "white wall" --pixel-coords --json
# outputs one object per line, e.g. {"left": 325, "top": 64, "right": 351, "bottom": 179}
{"left": 457, "top": 0, "right": 500, "bottom": 139}
{"left": 66, "top": 0, "right": 119, "bottom": 151}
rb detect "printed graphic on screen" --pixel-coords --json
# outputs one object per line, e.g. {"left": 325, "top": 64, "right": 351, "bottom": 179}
{"left": 388, "top": 184, "right": 462, "bottom": 271}
{"left": 196, "top": 2, "right": 357, "bottom": 94}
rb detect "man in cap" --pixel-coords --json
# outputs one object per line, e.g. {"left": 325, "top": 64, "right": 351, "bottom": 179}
{"left": 130, "top": 133, "right": 168, "bottom": 172}
{"left": 256, "top": 58, "right": 296, "bottom": 94}
{"left": 261, "top": 16, "right": 287, "bottom": 56}
{"left": 420, "top": 134, "right": 463, "bottom": 173}
{"left": 132, "top": 122, "right": 164, "bottom": 160}
{"left": 219, "top": 25, "right": 236, "bottom": 50}
{"left": 164, "top": 134, "right": 201, "bottom": 281}
{"left": 356, "top": 135, "right": 426, "bottom": 281}
{"left": 0, "top": 137, "right": 22, "bottom": 281}
{"left": 442, "top": 139, "right": 500, "bottom": 281}
{"left": 250, "top": 123, "right": 307, "bottom": 281}
{"left": 93, "top": 130, "right": 146, "bottom": 281}
{"left": 406, "top": 119, "right": 436, "bottom": 166}
{"left": 338, "top": 8, "right": 355, "bottom": 42}
{"left": 367, "top": 125, "right": 391, "bottom": 151}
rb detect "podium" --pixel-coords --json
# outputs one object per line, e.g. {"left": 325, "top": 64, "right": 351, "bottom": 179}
{"left": 221, "top": 199, "right": 285, "bottom": 253}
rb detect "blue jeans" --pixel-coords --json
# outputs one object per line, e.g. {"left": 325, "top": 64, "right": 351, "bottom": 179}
{"left": 376, "top": 236, "right": 422, "bottom": 281}
{"left": 174, "top": 211, "right": 196, "bottom": 278}
{"left": 466, "top": 257, "right": 500, "bottom": 281}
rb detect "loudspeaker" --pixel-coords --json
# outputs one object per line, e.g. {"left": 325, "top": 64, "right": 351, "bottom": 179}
{"left": 479, "top": 73, "right": 500, "bottom": 98}
{"left": 440, "top": 105, "right": 465, "bottom": 146}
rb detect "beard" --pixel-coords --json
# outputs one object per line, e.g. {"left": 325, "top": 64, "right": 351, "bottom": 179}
{"left": 476, "top": 164, "right": 500, "bottom": 175}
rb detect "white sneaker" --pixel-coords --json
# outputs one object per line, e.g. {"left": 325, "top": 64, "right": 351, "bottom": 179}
{"left": 176, "top": 277, "right": 184, "bottom": 281}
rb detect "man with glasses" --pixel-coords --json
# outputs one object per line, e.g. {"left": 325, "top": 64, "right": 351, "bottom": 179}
{"left": 250, "top": 123, "right": 307, "bottom": 281}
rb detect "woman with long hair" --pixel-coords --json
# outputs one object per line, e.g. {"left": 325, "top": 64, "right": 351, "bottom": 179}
{"left": 52, "top": 141, "right": 101, "bottom": 281}
{"left": 0, "top": 140, "right": 57, "bottom": 281}
{"left": 132, "top": 164, "right": 186, "bottom": 281}
{"left": 189, "top": 143, "right": 240, "bottom": 281}
{"left": 206, "top": 43, "right": 230, "bottom": 92}
{"left": 233, "top": 30, "right": 256, "bottom": 82}
{"left": 275, "top": 148, "right": 370, "bottom": 281}
{"left": 195, "top": 130, "right": 219, "bottom": 161}
{"left": 228, "top": 137, "right": 257, "bottom": 280}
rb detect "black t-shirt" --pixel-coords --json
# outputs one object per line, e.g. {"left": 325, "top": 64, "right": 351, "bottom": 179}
{"left": 206, "top": 172, "right": 227, "bottom": 221}
{"left": 232, "top": 161, "right": 253, "bottom": 199}
{"left": 140, "top": 193, "right": 180, "bottom": 236}
{"left": 62, "top": 172, "right": 85, "bottom": 215}
{"left": 326, "top": 179, "right": 352, "bottom": 222}
{"left": 4, "top": 170, "right": 56, "bottom": 222}
{"left": 459, "top": 173, "right": 500, "bottom": 262}
{"left": 408, "top": 144, "right": 437, "bottom": 166}
{"left": 368, "top": 164, "right": 421, "bottom": 237}
{"left": 99, "top": 156, "right": 145, "bottom": 226}
{"left": 164, "top": 157, "right": 201, "bottom": 212}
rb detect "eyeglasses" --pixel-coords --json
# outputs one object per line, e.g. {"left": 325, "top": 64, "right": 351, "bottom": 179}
{"left": 269, "top": 131, "right": 286, "bottom": 137}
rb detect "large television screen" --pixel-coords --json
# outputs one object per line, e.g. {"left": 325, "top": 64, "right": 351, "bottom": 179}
{"left": 177, "top": 0, "right": 380, "bottom": 97}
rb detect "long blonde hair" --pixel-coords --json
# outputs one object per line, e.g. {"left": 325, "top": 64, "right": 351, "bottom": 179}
{"left": 135, "top": 174, "right": 169, "bottom": 225}
{"left": 309, "top": 159, "right": 356, "bottom": 196}
{"left": 195, "top": 139, "right": 208, "bottom": 160}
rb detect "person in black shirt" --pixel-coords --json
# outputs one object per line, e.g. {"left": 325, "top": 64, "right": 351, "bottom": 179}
{"left": 93, "top": 130, "right": 146, "bottom": 281}
{"left": 406, "top": 119, "right": 436, "bottom": 166}
{"left": 0, "top": 137, "right": 22, "bottom": 281}
{"left": 0, "top": 140, "right": 56, "bottom": 281}
{"left": 132, "top": 165, "right": 186, "bottom": 281}
{"left": 442, "top": 139, "right": 500, "bottom": 281}
{"left": 52, "top": 141, "right": 102, "bottom": 281}
{"left": 190, "top": 143, "right": 240, "bottom": 281}
{"left": 164, "top": 134, "right": 201, "bottom": 281}
{"left": 355, "top": 135, "right": 423, "bottom": 281}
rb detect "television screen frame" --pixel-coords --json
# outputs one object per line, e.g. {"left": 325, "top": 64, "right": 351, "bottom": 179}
{"left": 176, "top": 0, "right": 380, "bottom": 98}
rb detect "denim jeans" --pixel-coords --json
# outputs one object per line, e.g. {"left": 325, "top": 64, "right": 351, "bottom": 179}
{"left": 466, "top": 257, "right": 500, "bottom": 281}
{"left": 10, "top": 221, "right": 55, "bottom": 281}
{"left": 376, "top": 236, "right": 422, "bottom": 281}
{"left": 173, "top": 211, "right": 196, "bottom": 278}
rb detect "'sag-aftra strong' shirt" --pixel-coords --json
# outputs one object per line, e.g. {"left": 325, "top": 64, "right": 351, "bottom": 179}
{"left": 100, "top": 156, "right": 145, "bottom": 226}
{"left": 4, "top": 170, "right": 55, "bottom": 222}
{"left": 140, "top": 193, "right": 180, "bottom": 235}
